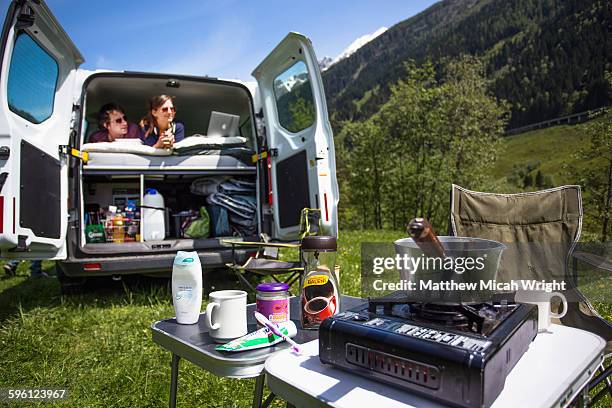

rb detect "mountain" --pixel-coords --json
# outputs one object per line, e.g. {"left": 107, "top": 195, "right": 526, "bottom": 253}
{"left": 318, "top": 56, "right": 334, "bottom": 72}
{"left": 274, "top": 71, "right": 308, "bottom": 97}
{"left": 319, "top": 27, "right": 388, "bottom": 72}
{"left": 321, "top": 0, "right": 611, "bottom": 129}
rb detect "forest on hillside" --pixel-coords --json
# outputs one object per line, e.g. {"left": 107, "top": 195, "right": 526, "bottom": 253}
{"left": 322, "top": 0, "right": 611, "bottom": 130}
{"left": 331, "top": 55, "right": 611, "bottom": 242}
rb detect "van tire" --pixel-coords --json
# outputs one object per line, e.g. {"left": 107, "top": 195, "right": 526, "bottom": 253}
{"left": 56, "top": 264, "right": 87, "bottom": 295}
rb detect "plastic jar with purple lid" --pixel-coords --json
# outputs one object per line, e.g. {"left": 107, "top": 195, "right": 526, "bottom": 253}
{"left": 256, "top": 282, "right": 290, "bottom": 324}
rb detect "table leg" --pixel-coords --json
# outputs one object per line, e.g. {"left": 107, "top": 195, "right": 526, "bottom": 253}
{"left": 169, "top": 354, "right": 180, "bottom": 408}
{"left": 252, "top": 373, "right": 265, "bottom": 408}
{"left": 261, "top": 393, "right": 276, "bottom": 408}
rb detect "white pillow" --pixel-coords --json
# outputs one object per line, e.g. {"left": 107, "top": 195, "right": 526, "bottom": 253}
{"left": 173, "top": 135, "right": 247, "bottom": 149}
{"left": 112, "top": 138, "right": 143, "bottom": 144}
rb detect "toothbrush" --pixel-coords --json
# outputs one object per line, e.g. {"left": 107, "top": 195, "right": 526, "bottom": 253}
{"left": 254, "top": 311, "right": 301, "bottom": 355}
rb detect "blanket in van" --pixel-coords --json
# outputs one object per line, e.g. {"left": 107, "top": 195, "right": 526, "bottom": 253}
{"left": 81, "top": 140, "right": 172, "bottom": 156}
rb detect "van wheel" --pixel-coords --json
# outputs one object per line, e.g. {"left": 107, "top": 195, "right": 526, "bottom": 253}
{"left": 56, "top": 265, "right": 87, "bottom": 295}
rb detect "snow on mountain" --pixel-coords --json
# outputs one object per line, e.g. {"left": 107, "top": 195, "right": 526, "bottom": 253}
{"left": 319, "top": 27, "right": 388, "bottom": 71}
{"left": 318, "top": 56, "right": 334, "bottom": 71}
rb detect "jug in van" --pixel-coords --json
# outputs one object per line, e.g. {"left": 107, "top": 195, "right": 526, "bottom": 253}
{"left": 143, "top": 188, "right": 165, "bottom": 241}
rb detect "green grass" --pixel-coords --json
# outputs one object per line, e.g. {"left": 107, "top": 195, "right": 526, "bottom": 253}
{"left": 0, "top": 230, "right": 610, "bottom": 407}
{"left": 0, "top": 264, "right": 262, "bottom": 407}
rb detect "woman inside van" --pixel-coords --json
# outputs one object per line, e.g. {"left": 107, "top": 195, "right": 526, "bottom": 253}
{"left": 140, "top": 95, "right": 185, "bottom": 148}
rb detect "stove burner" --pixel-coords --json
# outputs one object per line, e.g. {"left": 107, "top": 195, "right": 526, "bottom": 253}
{"left": 367, "top": 292, "right": 518, "bottom": 336}
{"left": 412, "top": 303, "right": 485, "bottom": 333}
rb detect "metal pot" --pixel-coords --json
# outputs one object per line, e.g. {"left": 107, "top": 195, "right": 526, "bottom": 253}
{"left": 393, "top": 236, "right": 505, "bottom": 304}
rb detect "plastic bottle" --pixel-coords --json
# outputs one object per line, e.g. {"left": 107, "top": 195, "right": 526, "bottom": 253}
{"left": 124, "top": 200, "right": 138, "bottom": 242}
{"left": 143, "top": 188, "right": 165, "bottom": 241}
{"left": 112, "top": 212, "right": 124, "bottom": 243}
{"left": 172, "top": 251, "right": 203, "bottom": 324}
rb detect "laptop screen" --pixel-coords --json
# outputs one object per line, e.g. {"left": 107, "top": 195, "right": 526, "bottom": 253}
{"left": 207, "top": 111, "right": 240, "bottom": 137}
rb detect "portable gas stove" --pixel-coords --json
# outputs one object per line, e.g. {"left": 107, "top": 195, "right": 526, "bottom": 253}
{"left": 319, "top": 292, "right": 538, "bottom": 408}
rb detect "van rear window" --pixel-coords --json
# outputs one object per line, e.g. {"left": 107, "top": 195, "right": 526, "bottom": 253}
{"left": 273, "top": 61, "right": 315, "bottom": 133}
{"left": 7, "top": 32, "right": 59, "bottom": 124}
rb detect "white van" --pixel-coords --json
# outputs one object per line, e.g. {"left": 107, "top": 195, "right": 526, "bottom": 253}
{"left": 0, "top": 1, "right": 338, "bottom": 290}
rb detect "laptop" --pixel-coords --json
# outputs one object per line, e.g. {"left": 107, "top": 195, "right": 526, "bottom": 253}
{"left": 207, "top": 111, "right": 240, "bottom": 137}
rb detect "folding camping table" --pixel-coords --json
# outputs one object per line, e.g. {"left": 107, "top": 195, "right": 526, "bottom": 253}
{"left": 264, "top": 324, "right": 606, "bottom": 407}
{"left": 151, "top": 295, "right": 366, "bottom": 408}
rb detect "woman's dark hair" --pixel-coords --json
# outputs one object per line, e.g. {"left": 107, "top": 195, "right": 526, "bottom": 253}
{"left": 141, "top": 95, "right": 175, "bottom": 138}
{"left": 97, "top": 103, "right": 125, "bottom": 129}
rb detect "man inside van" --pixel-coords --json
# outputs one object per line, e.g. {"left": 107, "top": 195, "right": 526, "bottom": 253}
{"left": 88, "top": 103, "right": 141, "bottom": 143}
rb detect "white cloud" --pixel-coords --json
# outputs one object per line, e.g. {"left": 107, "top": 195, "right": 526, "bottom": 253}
{"left": 153, "top": 18, "right": 252, "bottom": 79}
{"left": 95, "top": 55, "right": 112, "bottom": 69}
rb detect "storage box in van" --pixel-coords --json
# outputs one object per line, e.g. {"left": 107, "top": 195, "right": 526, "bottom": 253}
{"left": 0, "top": 0, "right": 338, "bottom": 291}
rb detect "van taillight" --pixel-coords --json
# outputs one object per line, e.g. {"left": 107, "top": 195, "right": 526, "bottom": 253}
{"left": 323, "top": 193, "right": 329, "bottom": 222}
{"left": 267, "top": 155, "right": 273, "bottom": 206}
{"left": 83, "top": 263, "right": 102, "bottom": 271}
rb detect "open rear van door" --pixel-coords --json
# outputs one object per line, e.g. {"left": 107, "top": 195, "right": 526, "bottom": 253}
{"left": 252, "top": 32, "right": 339, "bottom": 240}
{"left": 0, "top": 0, "right": 83, "bottom": 259}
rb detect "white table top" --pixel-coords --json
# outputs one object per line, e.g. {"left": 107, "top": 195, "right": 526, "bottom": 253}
{"left": 265, "top": 324, "right": 605, "bottom": 408}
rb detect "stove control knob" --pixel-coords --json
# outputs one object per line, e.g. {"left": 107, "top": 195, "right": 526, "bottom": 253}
{"left": 353, "top": 313, "right": 369, "bottom": 321}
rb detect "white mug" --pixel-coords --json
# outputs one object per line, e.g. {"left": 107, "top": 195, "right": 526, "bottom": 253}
{"left": 515, "top": 290, "right": 567, "bottom": 332}
{"left": 205, "top": 290, "right": 248, "bottom": 343}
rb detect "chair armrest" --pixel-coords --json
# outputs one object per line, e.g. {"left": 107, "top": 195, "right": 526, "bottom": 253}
{"left": 572, "top": 251, "right": 612, "bottom": 272}
{"left": 221, "top": 240, "right": 301, "bottom": 249}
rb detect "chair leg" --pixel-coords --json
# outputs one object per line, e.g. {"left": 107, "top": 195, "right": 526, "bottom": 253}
{"left": 232, "top": 268, "right": 257, "bottom": 293}
{"left": 285, "top": 272, "right": 301, "bottom": 287}
{"left": 587, "top": 363, "right": 612, "bottom": 406}
{"left": 590, "top": 386, "right": 609, "bottom": 406}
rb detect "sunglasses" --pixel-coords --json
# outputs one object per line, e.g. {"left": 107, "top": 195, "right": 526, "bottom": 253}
{"left": 112, "top": 115, "right": 128, "bottom": 124}
{"left": 161, "top": 106, "right": 176, "bottom": 113}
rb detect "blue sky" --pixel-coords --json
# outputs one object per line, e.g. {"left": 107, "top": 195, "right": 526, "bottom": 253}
{"left": 1, "top": 0, "right": 437, "bottom": 81}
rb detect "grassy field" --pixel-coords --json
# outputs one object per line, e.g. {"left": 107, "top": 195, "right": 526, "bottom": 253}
{"left": 491, "top": 114, "right": 608, "bottom": 191}
{"left": 0, "top": 229, "right": 610, "bottom": 407}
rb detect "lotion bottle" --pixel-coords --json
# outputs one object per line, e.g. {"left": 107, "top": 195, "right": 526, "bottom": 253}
{"left": 172, "top": 251, "right": 203, "bottom": 324}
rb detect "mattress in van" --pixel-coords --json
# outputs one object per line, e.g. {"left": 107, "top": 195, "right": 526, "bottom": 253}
{"left": 83, "top": 152, "right": 255, "bottom": 173}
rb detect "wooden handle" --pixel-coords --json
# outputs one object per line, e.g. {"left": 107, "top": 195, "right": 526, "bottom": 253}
{"left": 407, "top": 218, "right": 445, "bottom": 258}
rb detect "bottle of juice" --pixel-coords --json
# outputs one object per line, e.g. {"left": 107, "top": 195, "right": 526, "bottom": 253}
{"left": 112, "top": 212, "right": 124, "bottom": 243}
{"left": 299, "top": 236, "right": 339, "bottom": 329}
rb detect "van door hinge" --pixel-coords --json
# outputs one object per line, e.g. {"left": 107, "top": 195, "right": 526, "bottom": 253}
{"left": 59, "top": 145, "right": 89, "bottom": 163}
{"left": 251, "top": 148, "right": 278, "bottom": 163}
{"left": 0, "top": 146, "right": 10, "bottom": 160}
{"left": 8, "top": 235, "right": 29, "bottom": 252}
{"left": 15, "top": 2, "right": 35, "bottom": 30}
{"left": 251, "top": 151, "right": 268, "bottom": 163}
{"left": 70, "top": 104, "right": 80, "bottom": 130}
{"left": 0, "top": 173, "right": 8, "bottom": 192}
